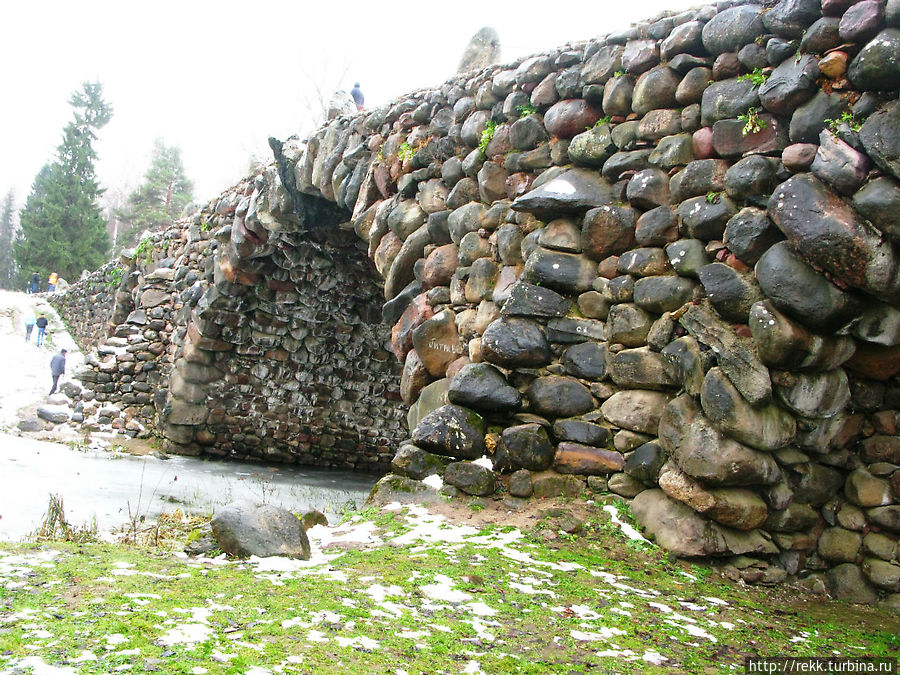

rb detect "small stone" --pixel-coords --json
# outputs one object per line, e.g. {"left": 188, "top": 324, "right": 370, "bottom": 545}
{"left": 503, "top": 424, "right": 555, "bottom": 471}
{"left": 445, "top": 462, "right": 496, "bottom": 497}
{"left": 526, "top": 376, "right": 595, "bottom": 418}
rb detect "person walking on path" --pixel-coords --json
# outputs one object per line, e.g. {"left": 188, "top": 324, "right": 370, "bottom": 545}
{"left": 350, "top": 83, "right": 364, "bottom": 110}
{"left": 49, "top": 349, "right": 67, "bottom": 395}
{"left": 35, "top": 314, "right": 48, "bottom": 346}
{"left": 30, "top": 272, "right": 40, "bottom": 294}
{"left": 47, "top": 272, "right": 58, "bottom": 292}
{"left": 24, "top": 308, "right": 36, "bottom": 342}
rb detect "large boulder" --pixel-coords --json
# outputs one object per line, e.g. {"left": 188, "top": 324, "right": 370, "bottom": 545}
{"left": 511, "top": 168, "right": 618, "bottom": 216}
{"left": 702, "top": 5, "right": 766, "bottom": 55}
{"left": 481, "top": 318, "right": 551, "bottom": 367}
{"left": 768, "top": 174, "right": 900, "bottom": 304}
{"left": 448, "top": 363, "right": 521, "bottom": 412}
{"left": 659, "top": 395, "right": 782, "bottom": 486}
{"left": 700, "top": 367, "right": 796, "bottom": 451}
{"left": 411, "top": 404, "right": 485, "bottom": 459}
{"left": 848, "top": 29, "right": 900, "bottom": 92}
{"left": 859, "top": 100, "right": 900, "bottom": 182}
{"left": 210, "top": 502, "right": 310, "bottom": 559}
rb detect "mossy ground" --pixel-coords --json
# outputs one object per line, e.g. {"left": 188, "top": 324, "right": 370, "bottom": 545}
{"left": 1, "top": 499, "right": 897, "bottom": 674}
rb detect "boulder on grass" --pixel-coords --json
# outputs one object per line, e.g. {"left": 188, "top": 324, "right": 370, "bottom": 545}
{"left": 211, "top": 502, "right": 310, "bottom": 559}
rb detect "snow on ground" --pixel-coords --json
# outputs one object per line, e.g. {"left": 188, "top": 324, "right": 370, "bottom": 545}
{"left": 0, "top": 290, "right": 85, "bottom": 428}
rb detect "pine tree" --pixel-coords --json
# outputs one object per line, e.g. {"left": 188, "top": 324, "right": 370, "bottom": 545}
{"left": 0, "top": 189, "right": 16, "bottom": 289}
{"left": 115, "top": 138, "right": 194, "bottom": 251}
{"left": 14, "top": 82, "right": 113, "bottom": 284}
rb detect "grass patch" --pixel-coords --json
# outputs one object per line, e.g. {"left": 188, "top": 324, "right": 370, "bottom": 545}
{"left": 1, "top": 502, "right": 896, "bottom": 673}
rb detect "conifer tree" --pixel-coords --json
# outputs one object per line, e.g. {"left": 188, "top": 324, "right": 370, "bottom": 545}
{"left": 0, "top": 189, "right": 16, "bottom": 289}
{"left": 14, "top": 82, "right": 113, "bottom": 284}
{"left": 115, "top": 138, "right": 193, "bottom": 251}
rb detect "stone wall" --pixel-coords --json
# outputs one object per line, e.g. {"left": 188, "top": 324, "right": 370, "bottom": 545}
{"left": 55, "top": 0, "right": 900, "bottom": 606}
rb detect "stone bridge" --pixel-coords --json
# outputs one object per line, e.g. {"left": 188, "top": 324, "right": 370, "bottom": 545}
{"left": 54, "top": 0, "right": 900, "bottom": 607}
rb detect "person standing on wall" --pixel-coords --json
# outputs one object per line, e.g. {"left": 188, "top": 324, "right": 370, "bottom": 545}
{"left": 48, "top": 272, "right": 58, "bottom": 292}
{"left": 24, "top": 308, "right": 36, "bottom": 342}
{"left": 49, "top": 348, "right": 67, "bottom": 395}
{"left": 35, "top": 313, "right": 48, "bottom": 346}
{"left": 30, "top": 272, "right": 39, "bottom": 294}
{"left": 351, "top": 83, "right": 364, "bottom": 110}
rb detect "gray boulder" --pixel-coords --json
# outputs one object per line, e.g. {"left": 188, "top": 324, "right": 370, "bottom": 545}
{"left": 211, "top": 502, "right": 310, "bottom": 559}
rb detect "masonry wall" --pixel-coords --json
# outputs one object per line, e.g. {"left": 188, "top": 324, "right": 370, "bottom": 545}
{"left": 55, "top": 0, "right": 900, "bottom": 606}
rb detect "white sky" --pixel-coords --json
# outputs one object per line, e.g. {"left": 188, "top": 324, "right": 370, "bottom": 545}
{"left": 0, "top": 0, "right": 701, "bottom": 210}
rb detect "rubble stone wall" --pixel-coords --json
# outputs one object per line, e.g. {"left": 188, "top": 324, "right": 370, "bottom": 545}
{"left": 55, "top": 0, "right": 900, "bottom": 606}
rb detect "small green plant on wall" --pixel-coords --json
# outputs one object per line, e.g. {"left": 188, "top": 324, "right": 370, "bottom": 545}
{"left": 105, "top": 266, "right": 124, "bottom": 288}
{"left": 135, "top": 236, "right": 154, "bottom": 266}
{"left": 738, "top": 107, "right": 768, "bottom": 136}
{"left": 737, "top": 67, "right": 769, "bottom": 87}
{"left": 398, "top": 141, "right": 415, "bottom": 162}
{"left": 825, "top": 110, "right": 864, "bottom": 134}
{"left": 515, "top": 103, "right": 537, "bottom": 117}
{"left": 479, "top": 120, "right": 498, "bottom": 156}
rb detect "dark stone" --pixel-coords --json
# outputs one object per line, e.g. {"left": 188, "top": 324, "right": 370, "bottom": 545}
{"left": 503, "top": 423, "right": 555, "bottom": 471}
{"left": 701, "top": 367, "right": 796, "bottom": 451}
{"left": 526, "top": 376, "right": 595, "bottom": 418}
{"left": 739, "top": 43, "right": 769, "bottom": 71}
{"left": 568, "top": 124, "right": 617, "bottom": 167}
{"left": 701, "top": 78, "right": 761, "bottom": 127}
{"left": 801, "top": 17, "right": 842, "bottom": 54}
{"left": 724, "top": 208, "right": 784, "bottom": 266}
{"left": 411, "top": 404, "right": 486, "bottom": 460}
{"left": 510, "top": 115, "right": 549, "bottom": 151}
{"left": 500, "top": 282, "right": 570, "bottom": 318}
{"left": 623, "top": 38, "right": 660, "bottom": 75}
{"left": 677, "top": 67, "right": 713, "bottom": 107}
{"left": 562, "top": 341, "right": 609, "bottom": 380}
{"left": 445, "top": 462, "right": 496, "bottom": 497}
{"left": 679, "top": 301, "right": 773, "bottom": 405}
{"left": 755, "top": 241, "right": 862, "bottom": 332}
{"left": 582, "top": 205, "right": 638, "bottom": 260}
{"left": 617, "top": 247, "right": 671, "bottom": 277}
{"left": 631, "top": 66, "right": 681, "bottom": 115}
{"left": 702, "top": 5, "right": 766, "bottom": 55}
{"left": 607, "top": 346, "right": 679, "bottom": 391}
{"left": 509, "top": 469, "right": 533, "bottom": 498}
{"left": 449, "top": 363, "right": 522, "bottom": 413}
{"left": 649, "top": 133, "right": 695, "bottom": 169}
{"left": 544, "top": 99, "right": 602, "bottom": 139}
{"left": 392, "top": 444, "right": 448, "bottom": 480}
{"left": 848, "top": 29, "right": 900, "bottom": 91}
{"left": 481, "top": 317, "right": 551, "bottom": 367}
{"left": 763, "top": 0, "right": 823, "bottom": 38}
{"left": 602, "top": 149, "right": 653, "bottom": 181}
{"left": 697, "top": 262, "right": 764, "bottom": 323}
{"left": 724, "top": 155, "right": 778, "bottom": 203}
{"left": 789, "top": 91, "right": 850, "bottom": 145}
{"left": 853, "top": 177, "right": 900, "bottom": 244}
{"left": 638, "top": 110, "right": 683, "bottom": 142}
{"left": 672, "top": 159, "right": 730, "bottom": 200}
{"left": 602, "top": 75, "right": 635, "bottom": 117}
{"left": 766, "top": 38, "right": 799, "bottom": 65}
{"left": 524, "top": 248, "right": 598, "bottom": 294}
{"left": 662, "top": 336, "right": 707, "bottom": 397}
{"left": 546, "top": 317, "right": 605, "bottom": 343}
{"left": 839, "top": 0, "right": 885, "bottom": 43}
{"left": 581, "top": 45, "right": 625, "bottom": 85}
{"left": 635, "top": 207, "right": 679, "bottom": 246}
{"left": 624, "top": 442, "right": 667, "bottom": 485}
{"left": 768, "top": 174, "right": 900, "bottom": 303}
{"left": 512, "top": 168, "right": 618, "bottom": 216}
{"left": 678, "top": 195, "right": 738, "bottom": 240}
{"left": 626, "top": 168, "right": 670, "bottom": 210}
{"left": 552, "top": 418, "right": 611, "bottom": 446}
{"left": 211, "top": 502, "right": 310, "bottom": 559}
{"left": 659, "top": 395, "right": 782, "bottom": 486}
{"left": 606, "top": 303, "right": 654, "bottom": 347}
{"left": 661, "top": 21, "right": 705, "bottom": 60}
{"left": 759, "top": 55, "right": 819, "bottom": 117}
{"left": 633, "top": 276, "right": 699, "bottom": 314}
{"left": 782, "top": 143, "right": 819, "bottom": 172}
{"left": 811, "top": 130, "right": 872, "bottom": 195}
{"left": 859, "top": 100, "right": 900, "bottom": 182}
